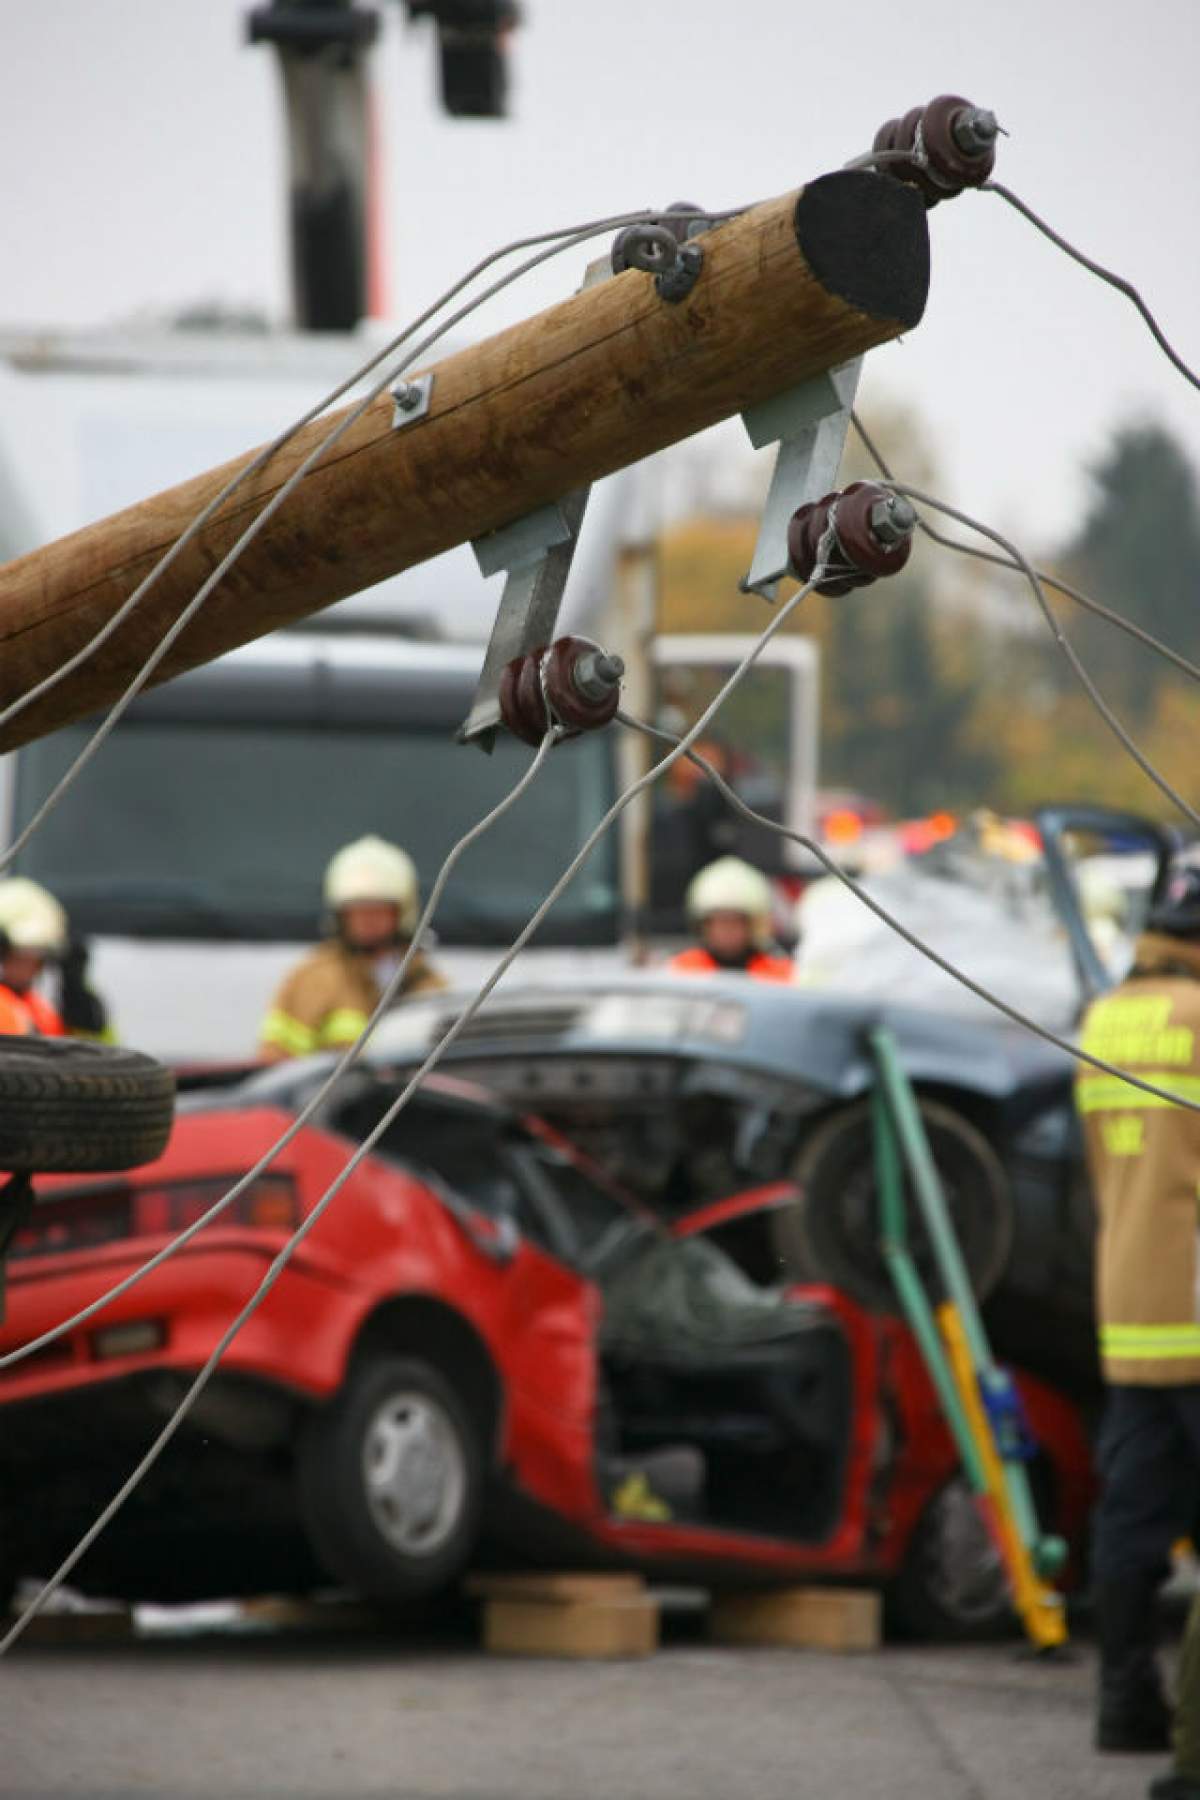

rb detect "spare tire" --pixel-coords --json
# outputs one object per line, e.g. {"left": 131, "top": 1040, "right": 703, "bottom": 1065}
{"left": 773, "top": 1098, "right": 1013, "bottom": 1313}
{"left": 0, "top": 1036, "right": 175, "bottom": 1173}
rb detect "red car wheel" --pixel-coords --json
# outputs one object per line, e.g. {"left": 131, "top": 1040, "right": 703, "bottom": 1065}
{"left": 297, "top": 1356, "right": 485, "bottom": 1602}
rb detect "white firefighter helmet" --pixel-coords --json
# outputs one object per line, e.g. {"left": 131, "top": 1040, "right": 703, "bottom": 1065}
{"left": 0, "top": 878, "right": 68, "bottom": 956}
{"left": 685, "top": 856, "right": 773, "bottom": 941}
{"left": 323, "top": 837, "right": 420, "bottom": 935}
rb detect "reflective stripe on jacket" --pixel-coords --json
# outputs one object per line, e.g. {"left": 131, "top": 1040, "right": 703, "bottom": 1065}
{"left": 665, "top": 946, "right": 795, "bottom": 984}
{"left": 1076, "top": 932, "right": 1200, "bottom": 1384}
{"left": 259, "top": 941, "right": 447, "bottom": 1059}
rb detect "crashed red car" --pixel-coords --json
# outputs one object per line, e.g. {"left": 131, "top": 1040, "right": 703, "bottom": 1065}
{"left": 0, "top": 1057, "right": 1093, "bottom": 1637}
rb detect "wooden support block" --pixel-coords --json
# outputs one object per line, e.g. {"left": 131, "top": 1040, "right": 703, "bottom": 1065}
{"left": 482, "top": 1592, "right": 659, "bottom": 1660}
{"left": 709, "top": 1586, "right": 881, "bottom": 1653}
{"left": 466, "top": 1572, "right": 643, "bottom": 1604}
{"left": 7, "top": 1605, "right": 134, "bottom": 1645}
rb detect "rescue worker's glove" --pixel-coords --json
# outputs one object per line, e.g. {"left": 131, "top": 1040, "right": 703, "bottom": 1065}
{"left": 57, "top": 938, "right": 109, "bottom": 1039}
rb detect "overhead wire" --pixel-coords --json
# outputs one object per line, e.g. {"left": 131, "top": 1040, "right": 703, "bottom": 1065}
{"left": 844, "top": 148, "right": 1198, "bottom": 397}
{"left": 850, "top": 411, "right": 1200, "bottom": 688}
{"left": 981, "top": 180, "right": 1200, "bottom": 397}
{"left": 616, "top": 710, "right": 1200, "bottom": 1116}
{"left": 873, "top": 481, "right": 1200, "bottom": 830}
{"left": 0, "top": 576, "right": 819, "bottom": 1652}
{"left": 0, "top": 728, "right": 562, "bottom": 1370}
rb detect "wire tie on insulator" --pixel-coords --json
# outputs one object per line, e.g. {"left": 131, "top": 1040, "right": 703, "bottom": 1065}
{"left": 816, "top": 508, "right": 848, "bottom": 578}
{"left": 911, "top": 119, "right": 956, "bottom": 192}
{"left": 536, "top": 648, "right": 562, "bottom": 737}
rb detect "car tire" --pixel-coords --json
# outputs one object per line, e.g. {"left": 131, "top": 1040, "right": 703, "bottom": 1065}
{"left": 0, "top": 1036, "right": 175, "bottom": 1172}
{"left": 296, "top": 1357, "right": 484, "bottom": 1603}
{"left": 887, "top": 1476, "right": 1013, "bottom": 1641}
{"left": 774, "top": 1098, "right": 1014, "bottom": 1313}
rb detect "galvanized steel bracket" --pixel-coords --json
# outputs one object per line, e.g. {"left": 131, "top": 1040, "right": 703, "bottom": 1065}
{"left": 458, "top": 489, "right": 592, "bottom": 748}
{"left": 739, "top": 358, "right": 863, "bottom": 601}
{"left": 458, "top": 255, "right": 615, "bottom": 749}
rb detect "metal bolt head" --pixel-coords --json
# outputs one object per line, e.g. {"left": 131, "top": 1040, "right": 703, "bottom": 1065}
{"left": 869, "top": 494, "right": 918, "bottom": 547}
{"left": 952, "top": 107, "right": 999, "bottom": 157}
{"left": 391, "top": 380, "right": 422, "bottom": 413}
{"left": 572, "top": 648, "right": 625, "bottom": 700}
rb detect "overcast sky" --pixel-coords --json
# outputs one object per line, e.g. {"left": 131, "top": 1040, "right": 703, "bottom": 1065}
{"left": 4, "top": 0, "right": 1199, "bottom": 558}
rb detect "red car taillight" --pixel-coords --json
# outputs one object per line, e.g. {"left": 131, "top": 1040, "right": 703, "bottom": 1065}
{"left": 10, "top": 1185, "right": 134, "bottom": 1259}
{"left": 10, "top": 1173, "right": 301, "bottom": 1259}
{"left": 133, "top": 1174, "right": 301, "bottom": 1236}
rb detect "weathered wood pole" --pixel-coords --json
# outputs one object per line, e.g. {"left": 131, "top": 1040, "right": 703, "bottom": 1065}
{"left": 0, "top": 170, "right": 929, "bottom": 748}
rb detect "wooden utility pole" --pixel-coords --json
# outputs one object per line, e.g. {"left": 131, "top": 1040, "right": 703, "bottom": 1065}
{"left": 0, "top": 170, "right": 928, "bottom": 750}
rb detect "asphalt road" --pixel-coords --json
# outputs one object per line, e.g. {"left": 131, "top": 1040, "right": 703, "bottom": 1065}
{"left": 0, "top": 1606, "right": 1178, "bottom": 1800}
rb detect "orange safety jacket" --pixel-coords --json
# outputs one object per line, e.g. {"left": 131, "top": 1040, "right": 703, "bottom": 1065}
{"left": 665, "top": 946, "right": 795, "bottom": 984}
{"left": 0, "top": 983, "right": 65, "bottom": 1038}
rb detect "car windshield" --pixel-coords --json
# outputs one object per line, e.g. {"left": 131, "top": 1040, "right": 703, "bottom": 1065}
{"left": 11, "top": 720, "right": 617, "bottom": 946}
{"left": 796, "top": 813, "right": 1083, "bottom": 1031}
{"left": 1055, "top": 823, "right": 1162, "bottom": 983}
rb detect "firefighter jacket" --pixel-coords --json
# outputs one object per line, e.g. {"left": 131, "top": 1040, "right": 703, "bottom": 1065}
{"left": 1076, "top": 931, "right": 1200, "bottom": 1384}
{"left": 259, "top": 941, "right": 447, "bottom": 1059}
{"left": 0, "top": 982, "right": 64, "bottom": 1037}
{"left": 665, "top": 946, "right": 795, "bottom": 983}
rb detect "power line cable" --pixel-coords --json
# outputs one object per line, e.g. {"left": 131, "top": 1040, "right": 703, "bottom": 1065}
{"left": 982, "top": 180, "right": 1200, "bottom": 396}
{"left": 844, "top": 148, "right": 1198, "bottom": 395}
{"left": 0, "top": 728, "right": 561, "bottom": 1371}
{"left": 617, "top": 710, "right": 1200, "bottom": 1116}
{"left": 877, "top": 481, "right": 1200, "bottom": 829}
{"left": 850, "top": 412, "right": 1200, "bottom": 688}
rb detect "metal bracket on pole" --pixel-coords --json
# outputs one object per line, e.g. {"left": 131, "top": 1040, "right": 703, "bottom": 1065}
{"left": 457, "top": 488, "right": 592, "bottom": 749}
{"left": 458, "top": 254, "right": 614, "bottom": 750}
{"left": 738, "top": 357, "right": 862, "bottom": 601}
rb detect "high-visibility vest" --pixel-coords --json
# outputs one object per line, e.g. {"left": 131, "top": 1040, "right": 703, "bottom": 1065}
{"left": 259, "top": 940, "right": 448, "bottom": 1060}
{"left": 0, "top": 983, "right": 65, "bottom": 1038}
{"left": 665, "top": 946, "right": 795, "bottom": 984}
{"left": 1076, "top": 931, "right": 1200, "bottom": 1384}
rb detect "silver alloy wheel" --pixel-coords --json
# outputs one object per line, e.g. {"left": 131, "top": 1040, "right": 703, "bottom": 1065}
{"left": 919, "top": 1477, "right": 1010, "bottom": 1628}
{"left": 361, "top": 1389, "right": 468, "bottom": 1557}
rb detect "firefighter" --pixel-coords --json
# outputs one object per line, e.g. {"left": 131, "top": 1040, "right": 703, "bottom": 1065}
{"left": 665, "top": 856, "right": 794, "bottom": 983}
{"left": 0, "top": 878, "right": 69, "bottom": 1036}
{"left": 259, "top": 836, "right": 447, "bottom": 1061}
{"left": 1075, "top": 855, "right": 1200, "bottom": 1762}
{"left": 0, "top": 878, "right": 111, "bottom": 1041}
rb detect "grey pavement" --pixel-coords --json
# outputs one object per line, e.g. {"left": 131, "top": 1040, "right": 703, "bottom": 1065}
{"left": 0, "top": 1616, "right": 1175, "bottom": 1800}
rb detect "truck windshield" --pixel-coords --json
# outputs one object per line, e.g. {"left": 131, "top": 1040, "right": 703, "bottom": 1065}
{"left": 12, "top": 721, "right": 618, "bottom": 946}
